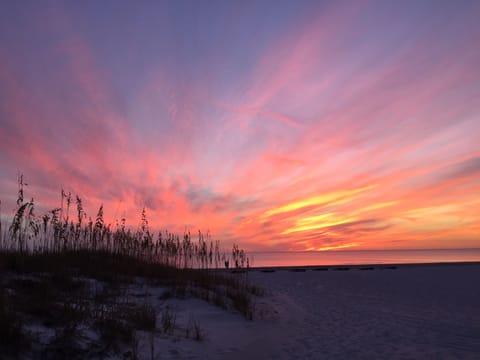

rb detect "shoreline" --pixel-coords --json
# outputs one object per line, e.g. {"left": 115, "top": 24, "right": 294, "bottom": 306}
{"left": 220, "top": 260, "right": 480, "bottom": 273}
{"left": 245, "top": 248, "right": 480, "bottom": 269}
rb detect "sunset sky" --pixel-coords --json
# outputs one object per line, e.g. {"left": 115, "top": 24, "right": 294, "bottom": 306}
{"left": 1, "top": 1, "right": 479, "bottom": 251}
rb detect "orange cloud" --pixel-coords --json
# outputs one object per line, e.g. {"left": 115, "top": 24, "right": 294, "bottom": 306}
{"left": 262, "top": 184, "right": 376, "bottom": 219}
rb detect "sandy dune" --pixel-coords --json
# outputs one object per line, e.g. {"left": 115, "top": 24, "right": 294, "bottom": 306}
{"left": 144, "top": 263, "right": 480, "bottom": 359}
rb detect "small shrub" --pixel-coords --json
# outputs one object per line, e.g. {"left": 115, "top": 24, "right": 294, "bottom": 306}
{"left": 94, "top": 318, "right": 135, "bottom": 352}
{"left": 127, "top": 303, "right": 156, "bottom": 331}
{"left": 160, "top": 306, "right": 176, "bottom": 334}
{"left": 186, "top": 315, "right": 205, "bottom": 341}
{"left": 227, "top": 289, "right": 254, "bottom": 320}
{"left": 213, "top": 291, "right": 227, "bottom": 309}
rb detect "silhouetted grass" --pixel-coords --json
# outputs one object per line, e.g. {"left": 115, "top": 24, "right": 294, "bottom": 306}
{"left": 1, "top": 174, "right": 250, "bottom": 272}
{"left": 0, "top": 175, "right": 262, "bottom": 358}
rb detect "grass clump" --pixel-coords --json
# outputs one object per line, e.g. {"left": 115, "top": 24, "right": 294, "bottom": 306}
{"left": 126, "top": 303, "right": 157, "bottom": 331}
{"left": 94, "top": 317, "right": 136, "bottom": 354}
{"left": 186, "top": 314, "right": 205, "bottom": 341}
{"left": 160, "top": 306, "right": 176, "bottom": 334}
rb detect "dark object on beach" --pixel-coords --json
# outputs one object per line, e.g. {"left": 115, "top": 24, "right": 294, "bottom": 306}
{"left": 379, "top": 265, "right": 397, "bottom": 270}
{"left": 313, "top": 268, "right": 329, "bottom": 271}
{"left": 359, "top": 267, "right": 374, "bottom": 271}
{"left": 289, "top": 268, "right": 306, "bottom": 272}
{"left": 230, "top": 269, "right": 246, "bottom": 274}
{"left": 260, "top": 269, "right": 275, "bottom": 273}
{"left": 335, "top": 267, "right": 350, "bottom": 271}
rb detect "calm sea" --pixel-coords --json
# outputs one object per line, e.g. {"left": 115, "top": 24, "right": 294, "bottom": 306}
{"left": 249, "top": 248, "right": 480, "bottom": 268}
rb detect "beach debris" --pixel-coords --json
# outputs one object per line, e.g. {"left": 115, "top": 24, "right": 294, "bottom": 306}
{"left": 289, "top": 268, "right": 307, "bottom": 272}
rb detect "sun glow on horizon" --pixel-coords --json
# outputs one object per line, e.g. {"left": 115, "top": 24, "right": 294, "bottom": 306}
{"left": 305, "top": 242, "right": 361, "bottom": 251}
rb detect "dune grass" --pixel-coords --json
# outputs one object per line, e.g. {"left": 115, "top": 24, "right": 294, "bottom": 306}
{"left": 0, "top": 175, "right": 261, "bottom": 358}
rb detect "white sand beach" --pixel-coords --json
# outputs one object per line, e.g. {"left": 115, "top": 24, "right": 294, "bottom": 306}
{"left": 141, "top": 263, "right": 480, "bottom": 359}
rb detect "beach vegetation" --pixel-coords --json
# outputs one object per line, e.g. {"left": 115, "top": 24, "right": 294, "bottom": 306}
{"left": 0, "top": 174, "right": 261, "bottom": 358}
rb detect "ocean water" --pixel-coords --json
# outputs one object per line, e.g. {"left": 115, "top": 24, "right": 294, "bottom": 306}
{"left": 249, "top": 248, "right": 480, "bottom": 268}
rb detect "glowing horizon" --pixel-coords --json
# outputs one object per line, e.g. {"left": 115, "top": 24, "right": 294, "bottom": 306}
{"left": 1, "top": 1, "right": 479, "bottom": 252}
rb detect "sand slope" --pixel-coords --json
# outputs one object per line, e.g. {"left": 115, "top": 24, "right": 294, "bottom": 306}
{"left": 138, "top": 263, "right": 480, "bottom": 359}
